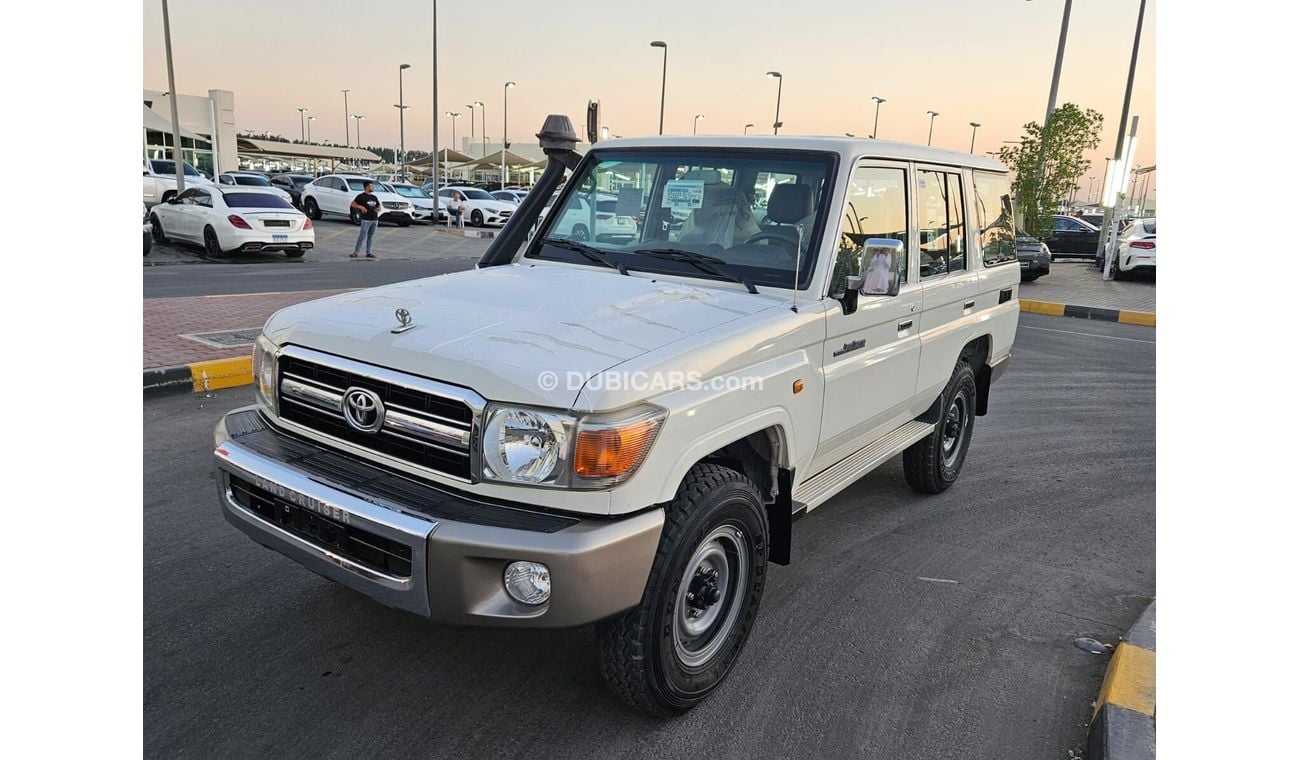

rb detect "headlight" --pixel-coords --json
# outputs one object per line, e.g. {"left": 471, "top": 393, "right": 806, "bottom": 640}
{"left": 480, "top": 403, "right": 666, "bottom": 488}
{"left": 482, "top": 406, "right": 575, "bottom": 485}
{"left": 252, "top": 334, "right": 278, "bottom": 412}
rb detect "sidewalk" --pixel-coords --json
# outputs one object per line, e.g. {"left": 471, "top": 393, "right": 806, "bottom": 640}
{"left": 1020, "top": 261, "right": 1156, "bottom": 313}
{"left": 144, "top": 289, "right": 350, "bottom": 369}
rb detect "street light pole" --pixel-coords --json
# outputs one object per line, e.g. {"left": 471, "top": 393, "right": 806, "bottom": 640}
{"left": 1099, "top": 0, "right": 1148, "bottom": 279}
{"left": 396, "top": 63, "right": 411, "bottom": 175}
{"left": 766, "top": 72, "right": 783, "bottom": 134}
{"left": 968, "top": 122, "right": 981, "bottom": 153}
{"left": 307, "top": 115, "right": 317, "bottom": 174}
{"left": 1086, "top": 175, "right": 1097, "bottom": 203}
{"left": 926, "top": 111, "right": 939, "bottom": 146}
{"left": 352, "top": 114, "right": 365, "bottom": 152}
{"left": 444, "top": 111, "right": 460, "bottom": 179}
{"left": 160, "top": 0, "right": 185, "bottom": 192}
{"left": 465, "top": 103, "right": 478, "bottom": 155}
{"left": 341, "top": 89, "right": 351, "bottom": 148}
{"left": 694, "top": 114, "right": 704, "bottom": 135}
{"left": 431, "top": 0, "right": 440, "bottom": 222}
{"left": 871, "top": 96, "right": 885, "bottom": 139}
{"left": 650, "top": 41, "right": 667, "bottom": 135}
{"left": 744, "top": 123, "right": 754, "bottom": 135}
{"left": 502, "top": 81, "right": 515, "bottom": 188}
{"left": 297, "top": 107, "right": 308, "bottom": 142}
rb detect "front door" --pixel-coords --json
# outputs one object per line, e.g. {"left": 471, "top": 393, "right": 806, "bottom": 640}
{"left": 816, "top": 162, "right": 922, "bottom": 470}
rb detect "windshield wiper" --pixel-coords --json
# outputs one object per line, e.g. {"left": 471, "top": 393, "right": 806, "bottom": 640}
{"left": 544, "top": 239, "right": 628, "bottom": 275}
{"left": 631, "top": 248, "right": 759, "bottom": 294}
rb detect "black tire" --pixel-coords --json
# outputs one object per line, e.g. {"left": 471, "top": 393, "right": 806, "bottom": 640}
{"left": 203, "top": 226, "right": 225, "bottom": 258}
{"left": 904, "top": 360, "right": 977, "bottom": 494}
{"left": 572, "top": 223, "right": 590, "bottom": 242}
{"left": 596, "top": 463, "right": 768, "bottom": 717}
{"left": 144, "top": 230, "right": 152, "bottom": 256}
{"left": 150, "top": 214, "right": 167, "bottom": 244}
{"left": 1021, "top": 273, "right": 1039, "bottom": 282}
{"left": 396, "top": 216, "right": 411, "bottom": 227}
{"left": 349, "top": 208, "right": 362, "bottom": 225}
{"left": 471, "top": 209, "right": 484, "bottom": 227}
{"left": 285, "top": 248, "right": 305, "bottom": 258}
{"left": 1113, "top": 266, "right": 1128, "bottom": 281}
{"left": 303, "top": 197, "right": 321, "bottom": 220}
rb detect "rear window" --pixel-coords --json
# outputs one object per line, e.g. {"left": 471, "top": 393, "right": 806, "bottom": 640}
{"left": 1142, "top": 220, "right": 1156, "bottom": 235}
{"left": 223, "top": 192, "right": 295, "bottom": 209}
{"left": 233, "top": 175, "right": 271, "bottom": 186}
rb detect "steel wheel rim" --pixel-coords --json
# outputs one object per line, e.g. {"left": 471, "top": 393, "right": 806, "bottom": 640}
{"left": 942, "top": 392, "right": 969, "bottom": 467}
{"left": 672, "top": 524, "right": 748, "bottom": 669}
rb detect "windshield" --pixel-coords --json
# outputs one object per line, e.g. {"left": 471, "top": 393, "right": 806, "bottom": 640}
{"left": 461, "top": 189, "right": 494, "bottom": 201}
{"left": 288, "top": 176, "right": 313, "bottom": 187}
{"left": 527, "top": 149, "right": 835, "bottom": 289}
{"left": 392, "top": 185, "right": 429, "bottom": 198}
{"left": 223, "top": 192, "right": 295, "bottom": 209}
{"left": 231, "top": 175, "right": 271, "bottom": 186}
{"left": 151, "top": 160, "right": 202, "bottom": 177}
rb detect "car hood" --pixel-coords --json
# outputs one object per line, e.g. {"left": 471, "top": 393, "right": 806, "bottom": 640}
{"left": 467, "top": 199, "right": 514, "bottom": 212}
{"left": 263, "top": 265, "right": 778, "bottom": 408}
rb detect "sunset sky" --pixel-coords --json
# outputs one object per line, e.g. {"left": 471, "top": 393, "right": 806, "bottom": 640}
{"left": 143, "top": 0, "right": 1155, "bottom": 195}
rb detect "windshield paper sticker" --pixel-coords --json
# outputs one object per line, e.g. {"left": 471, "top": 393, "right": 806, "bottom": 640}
{"left": 662, "top": 180, "right": 705, "bottom": 210}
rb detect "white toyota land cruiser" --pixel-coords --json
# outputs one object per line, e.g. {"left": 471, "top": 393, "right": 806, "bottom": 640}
{"left": 213, "top": 116, "right": 1020, "bottom": 717}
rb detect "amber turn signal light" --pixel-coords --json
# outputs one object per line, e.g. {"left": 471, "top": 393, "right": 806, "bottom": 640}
{"left": 574, "top": 416, "right": 664, "bottom": 481}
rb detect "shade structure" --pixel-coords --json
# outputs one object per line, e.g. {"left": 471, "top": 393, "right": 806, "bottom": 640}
{"left": 143, "top": 104, "right": 201, "bottom": 140}
{"left": 407, "top": 149, "right": 474, "bottom": 168}
{"left": 236, "top": 137, "right": 381, "bottom": 163}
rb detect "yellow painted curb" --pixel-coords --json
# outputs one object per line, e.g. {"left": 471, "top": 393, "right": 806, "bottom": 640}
{"left": 1019, "top": 299, "right": 1065, "bottom": 317}
{"left": 1093, "top": 642, "right": 1155, "bottom": 719}
{"left": 191, "top": 356, "right": 253, "bottom": 392}
{"left": 1118, "top": 310, "right": 1157, "bottom": 327}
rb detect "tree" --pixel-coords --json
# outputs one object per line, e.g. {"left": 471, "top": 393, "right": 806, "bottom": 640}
{"left": 998, "top": 103, "right": 1103, "bottom": 239}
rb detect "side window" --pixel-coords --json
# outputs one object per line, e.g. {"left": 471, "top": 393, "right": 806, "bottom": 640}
{"left": 829, "top": 165, "right": 909, "bottom": 296}
{"left": 177, "top": 189, "right": 198, "bottom": 203}
{"left": 917, "top": 170, "right": 965, "bottom": 277}
{"left": 192, "top": 189, "right": 212, "bottom": 207}
{"left": 974, "top": 172, "right": 1017, "bottom": 266}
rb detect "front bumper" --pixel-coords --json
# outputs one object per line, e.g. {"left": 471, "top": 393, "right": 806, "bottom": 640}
{"left": 213, "top": 407, "right": 663, "bottom": 626}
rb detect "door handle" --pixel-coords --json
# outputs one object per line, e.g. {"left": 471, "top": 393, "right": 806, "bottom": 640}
{"left": 964, "top": 300, "right": 976, "bottom": 310}
{"left": 897, "top": 319, "right": 913, "bottom": 331}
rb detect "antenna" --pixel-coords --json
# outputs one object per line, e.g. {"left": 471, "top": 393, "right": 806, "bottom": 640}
{"left": 791, "top": 227, "right": 802, "bottom": 312}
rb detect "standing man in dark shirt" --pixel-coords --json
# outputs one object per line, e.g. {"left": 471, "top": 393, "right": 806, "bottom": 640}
{"left": 350, "top": 181, "right": 381, "bottom": 258}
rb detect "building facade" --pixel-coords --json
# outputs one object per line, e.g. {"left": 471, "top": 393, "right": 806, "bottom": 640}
{"left": 143, "top": 89, "right": 238, "bottom": 176}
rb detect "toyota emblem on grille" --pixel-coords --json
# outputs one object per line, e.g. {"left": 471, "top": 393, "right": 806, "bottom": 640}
{"left": 341, "top": 387, "right": 385, "bottom": 433}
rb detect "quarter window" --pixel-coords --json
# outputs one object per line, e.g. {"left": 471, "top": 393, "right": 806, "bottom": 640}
{"left": 917, "top": 170, "right": 966, "bottom": 278}
{"left": 973, "top": 172, "right": 1017, "bottom": 266}
{"left": 829, "top": 165, "right": 909, "bottom": 296}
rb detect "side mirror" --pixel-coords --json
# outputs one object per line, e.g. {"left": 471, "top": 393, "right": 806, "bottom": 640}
{"left": 857, "top": 238, "right": 903, "bottom": 297}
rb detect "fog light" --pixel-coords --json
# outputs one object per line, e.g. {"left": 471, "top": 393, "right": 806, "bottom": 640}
{"left": 503, "top": 561, "right": 551, "bottom": 605}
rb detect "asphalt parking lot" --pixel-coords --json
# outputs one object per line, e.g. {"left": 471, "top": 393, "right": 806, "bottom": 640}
{"left": 143, "top": 312, "right": 1154, "bottom": 760}
{"left": 145, "top": 214, "right": 492, "bottom": 265}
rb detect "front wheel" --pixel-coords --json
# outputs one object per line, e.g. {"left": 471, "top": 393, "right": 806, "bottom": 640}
{"left": 150, "top": 215, "right": 167, "bottom": 244}
{"left": 396, "top": 216, "right": 411, "bottom": 227}
{"left": 596, "top": 464, "right": 768, "bottom": 717}
{"left": 470, "top": 209, "right": 484, "bottom": 227}
{"left": 349, "top": 208, "right": 361, "bottom": 225}
{"left": 904, "top": 360, "right": 977, "bottom": 494}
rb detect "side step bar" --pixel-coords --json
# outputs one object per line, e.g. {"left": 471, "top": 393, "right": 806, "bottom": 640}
{"left": 792, "top": 420, "right": 935, "bottom": 512}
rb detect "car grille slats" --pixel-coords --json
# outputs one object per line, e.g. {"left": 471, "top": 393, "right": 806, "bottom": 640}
{"left": 277, "top": 351, "right": 479, "bottom": 481}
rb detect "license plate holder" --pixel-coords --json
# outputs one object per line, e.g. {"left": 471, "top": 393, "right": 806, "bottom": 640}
{"left": 272, "top": 234, "right": 288, "bottom": 242}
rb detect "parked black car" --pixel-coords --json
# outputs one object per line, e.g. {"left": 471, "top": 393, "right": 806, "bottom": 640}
{"left": 1016, "top": 230, "right": 1051, "bottom": 281}
{"left": 269, "top": 173, "right": 315, "bottom": 208}
{"left": 1043, "top": 214, "right": 1100, "bottom": 260}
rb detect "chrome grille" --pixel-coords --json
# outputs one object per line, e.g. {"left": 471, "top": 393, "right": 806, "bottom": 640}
{"left": 275, "top": 346, "right": 483, "bottom": 481}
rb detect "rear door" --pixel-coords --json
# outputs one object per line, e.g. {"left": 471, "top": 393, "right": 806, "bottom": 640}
{"left": 915, "top": 166, "right": 981, "bottom": 400}
{"left": 815, "top": 162, "right": 922, "bottom": 468}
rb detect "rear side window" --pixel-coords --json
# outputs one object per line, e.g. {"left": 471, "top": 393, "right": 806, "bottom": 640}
{"left": 917, "top": 170, "right": 966, "bottom": 278}
{"left": 973, "top": 172, "right": 1017, "bottom": 266}
{"left": 223, "top": 193, "right": 294, "bottom": 209}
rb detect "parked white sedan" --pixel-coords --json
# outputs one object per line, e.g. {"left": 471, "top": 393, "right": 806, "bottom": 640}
{"left": 148, "top": 186, "right": 314, "bottom": 257}
{"left": 300, "top": 175, "right": 415, "bottom": 226}
{"left": 437, "top": 186, "right": 516, "bottom": 227}
{"left": 1114, "top": 217, "right": 1156, "bottom": 279}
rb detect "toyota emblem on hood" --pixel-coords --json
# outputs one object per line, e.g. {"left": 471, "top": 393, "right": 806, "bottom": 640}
{"left": 342, "top": 387, "right": 385, "bottom": 433}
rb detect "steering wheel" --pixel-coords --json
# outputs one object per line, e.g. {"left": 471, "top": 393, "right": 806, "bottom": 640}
{"left": 743, "top": 231, "right": 799, "bottom": 260}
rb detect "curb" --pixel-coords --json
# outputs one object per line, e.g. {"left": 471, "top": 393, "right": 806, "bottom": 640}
{"left": 1087, "top": 600, "right": 1156, "bottom": 760}
{"left": 1020, "top": 299, "right": 1155, "bottom": 327}
{"left": 143, "top": 356, "right": 253, "bottom": 396}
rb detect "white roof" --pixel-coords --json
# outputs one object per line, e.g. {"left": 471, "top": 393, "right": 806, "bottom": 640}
{"left": 591, "top": 134, "right": 1007, "bottom": 172}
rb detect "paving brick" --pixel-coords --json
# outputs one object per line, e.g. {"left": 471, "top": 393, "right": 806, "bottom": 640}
{"left": 143, "top": 289, "right": 351, "bottom": 369}
{"left": 1019, "top": 261, "right": 1155, "bottom": 313}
